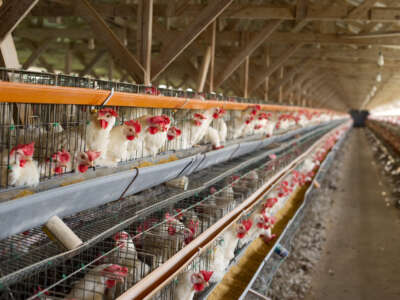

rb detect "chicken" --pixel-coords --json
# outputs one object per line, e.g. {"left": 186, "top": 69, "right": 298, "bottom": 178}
{"left": 130, "top": 115, "right": 171, "bottom": 157}
{"left": 260, "top": 227, "right": 276, "bottom": 245}
{"left": 86, "top": 108, "right": 118, "bottom": 164}
{"left": 112, "top": 231, "right": 150, "bottom": 287}
{"left": 165, "top": 126, "right": 182, "bottom": 151}
{"left": 207, "top": 108, "right": 227, "bottom": 147}
{"left": 1, "top": 142, "right": 40, "bottom": 187}
{"left": 173, "top": 270, "right": 213, "bottom": 300}
{"left": 239, "top": 209, "right": 268, "bottom": 247}
{"left": 65, "top": 264, "right": 128, "bottom": 300}
{"left": 231, "top": 105, "right": 261, "bottom": 139}
{"left": 205, "top": 127, "right": 223, "bottom": 150}
{"left": 220, "top": 220, "right": 252, "bottom": 266}
{"left": 75, "top": 150, "right": 101, "bottom": 173}
{"left": 106, "top": 120, "right": 142, "bottom": 166}
{"left": 39, "top": 150, "right": 72, "bottom": 177}
{"left": 184, "top": 110, "right": 214, "bottom": 148}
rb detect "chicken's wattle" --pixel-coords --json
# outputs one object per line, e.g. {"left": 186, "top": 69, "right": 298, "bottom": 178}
{"left": 19, "top": 159, "right": 27, "bottom": 167}
{"left": 78, "top": 164, "right": 89, "bottom": 173}
{"left": 127, "top": 135, "right": 135, "bottom": 140}
{"left": 99, "top": 119, "right": 108, "bottom": 129}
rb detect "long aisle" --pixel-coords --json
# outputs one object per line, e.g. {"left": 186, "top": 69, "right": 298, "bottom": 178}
{"left": 305, "top": 129, "right": 400, "bottom": 300}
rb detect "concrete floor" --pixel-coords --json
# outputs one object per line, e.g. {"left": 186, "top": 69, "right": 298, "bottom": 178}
{"left": 305, "top": 129, "right": 400, "bottom": 300}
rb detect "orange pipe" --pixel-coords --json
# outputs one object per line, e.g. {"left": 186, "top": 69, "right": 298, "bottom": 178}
{"left": 0, "top": 81, "right": 342, "bottom": 114}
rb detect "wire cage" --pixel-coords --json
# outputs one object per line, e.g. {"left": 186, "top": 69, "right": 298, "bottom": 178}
{"left": 0, "top": 118, "right": 340, "bottom": 300}
{"left": 0, "top": 67, "right": 338, "bottom": 192}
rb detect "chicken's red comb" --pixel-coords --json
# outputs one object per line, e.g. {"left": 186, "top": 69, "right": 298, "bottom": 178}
{"left": 98, "top": 108, "right": 118, "bottom": 117}
{"left": 58, "top": 150, "right": 71, "bottom": 163}
{"left": 113, "top": 231, "right": 129, "bottom": 241}
{"left": 162, "top": 115, "right": 171, "bottom": 124}
{"left": 102, "top": 264, "right": 129, "bottom": 276}
{"left": 86, "top": 150, "right": 101, "bottom": 161}
{"left": 200, "top": 270, "right": 213, "bottom": 282}
{"left": 124, "top": 120, "right": 142, "bottom": 133}
{"left": 241, "top": 219, "right": 253, "bottom": 231}
{"left": 169, "top": 126, "right": 182, "bottom": 136}
{"left": 10, "top": 142, "right": 35, "bottom": 156}
{"left": 194, "top": 113, "right": 207, "bottom": 120}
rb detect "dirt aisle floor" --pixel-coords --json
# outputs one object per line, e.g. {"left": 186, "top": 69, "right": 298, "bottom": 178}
{"left": 304, "top": 128, "right": 400, "bottom": 300}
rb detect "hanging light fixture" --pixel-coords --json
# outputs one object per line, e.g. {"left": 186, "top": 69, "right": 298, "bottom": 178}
{"left": 378, "top": 51, "right": 384, "bottom": 67}
{"left": 376, "top": 73, "right": 382, "bottom": 82}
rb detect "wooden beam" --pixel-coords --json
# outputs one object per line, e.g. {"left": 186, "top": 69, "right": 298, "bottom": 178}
{"left": 278, "top": 66, "right": 284, "bottom": 103}
{"left": 0, "top": 0, "right": 38, "bottom": 43}
{"left": 292, "top": 0, "right": 309, "bottom": 33}
{"left": 214, "top": 19, "right": 282, "bottom": 88}
{"left": 346, "top": 0, "right": 377, "bottom": 19}
{"left": 74, "top": 0, "right": 144, "bottom": 82}
{"left": 64, "top": 43, "right": 72, "bottom": 74}
{"left": 137, "top": 0, "right": 153, "bottom": 85}
{"left": 264, "top": 47, "right": 270, "bottom": 101}
{"left": 22, "top": 38, "right": 53, "bottom": 70}
{"left": 270, "top": 58, "right": 313, "bottom": 96}
{"left": 249, "top": 43, "right": 303, "bottom": 94}
{"left": 209, "top": 21, "right": 216, "bottom": 92}
{"left": 243, "top": 56, "right": 250, "bottom": 98}
{"left": 0, "top": 34, "right": 20, "bottom": 68}
{"left": 197, "top": 46, "right": 212, "bottom": 93}
{"left": 79, "top": 50, "right": 107, "bottom": 77}
{"left": 108, "top": 55, "right": 113, "bottom": 80}
{"left": 151, "top": 0, "right": 233, "bottom": 81}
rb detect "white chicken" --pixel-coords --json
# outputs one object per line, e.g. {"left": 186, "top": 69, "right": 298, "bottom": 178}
{"left": 1, "top": 142, "right": 39, "bottom": 187}
{"left": 112, "top": 231, "right": 150, "bottom": 286}
{"left": 65, "top": 264, "right": 128, "bottom": 300}
{"left": 75, "top": 150, "right": 102, "bottom": 174}
{"left": 106, "top": 120, "right": 142, "bottom": 166}
{"left": 39, "top": 150, "right": 72, "bottom": 177}
{"left": 173, "top": 270, "right": 213, "bottom": 300}
{"left": 86, "top": 108, "right": 118, "bottom": 164}
{"left": 131, "top": 115, "right": 171, "bottom": 157}
{"left": 232, "top": 105, "right": 261, "bottom": 139}
{"left": 205, "top": 108, "right": 227, "bottom": 150}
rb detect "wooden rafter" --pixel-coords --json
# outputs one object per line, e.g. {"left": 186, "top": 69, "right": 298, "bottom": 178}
{"left": 79, "top": 50, "right": 106, "bottom": 77}
{"left": 137, "top": 0, "right": 153, "bottom": 85}
{"left": 22, "top": 38, "right": 53, "bottom": 69}
{"left": 74, "top": 0, "right": 144, "bottom": 82}
{"left": 197, "top": 46, "right": 212, "bottom": 93}
{"left": 249, "top": 43, "right": 303, "bottom": 95}
{"left": 151, "top": 0, "right": 233, "bottom": 81}
{"left": 209, "top": 21, "right": 216, "bottom": 92}
{"left": 214, "top": 19, "right": 282, "bottom": 88}
{"left": 0, "top": 0, "right": 38, "bottom": 43}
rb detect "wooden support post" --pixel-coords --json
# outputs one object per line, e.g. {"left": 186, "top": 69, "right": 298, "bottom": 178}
{"left": 79, "top": 50, "right": 106, "bottom": 77}
{"left": 249, "top": 43, "right": 303, "bottom": 94}
{"left": 137, "top": 0, "right": 153, "bottom": 85}
{"left": 64, "top": 44, "right": 72, "bottom": 74}
{"left": 151, "top": 0, "right": 233, "bottom": 81}
{"left": 214, "top": 19, "right": 282, "bottom": 88}
{"left": 197, "top": 46, "right": 212, "bottom": 93}
{"left": 108, "top": 54, "right": 113, "bottom": 80}
{"left": 0, "top": 0, "right": 38, "bottom": 43}
{"left": 75, "top": 0, "right": 144, "bottom": 82}
{"left": 22, "top": 38, "right": 53, "bottom": 70}
{"left": 243, "top": 56, "right": 250, "bottom": 98}
{"left": 0, "top": 34, "right": 20, "bottom": 68}
{"left": 209, "top": 20, "right": 216, "bottom": 92}
{"left": 264, "top": 47, "right": 270, "bottom": 101}
{"left": 278, "top": 66, "right": 284, "bottom": 103}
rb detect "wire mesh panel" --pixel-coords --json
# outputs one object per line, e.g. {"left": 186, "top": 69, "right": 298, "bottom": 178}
{"left": 0, "top": 118, "right": 343, "bottom": 299}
